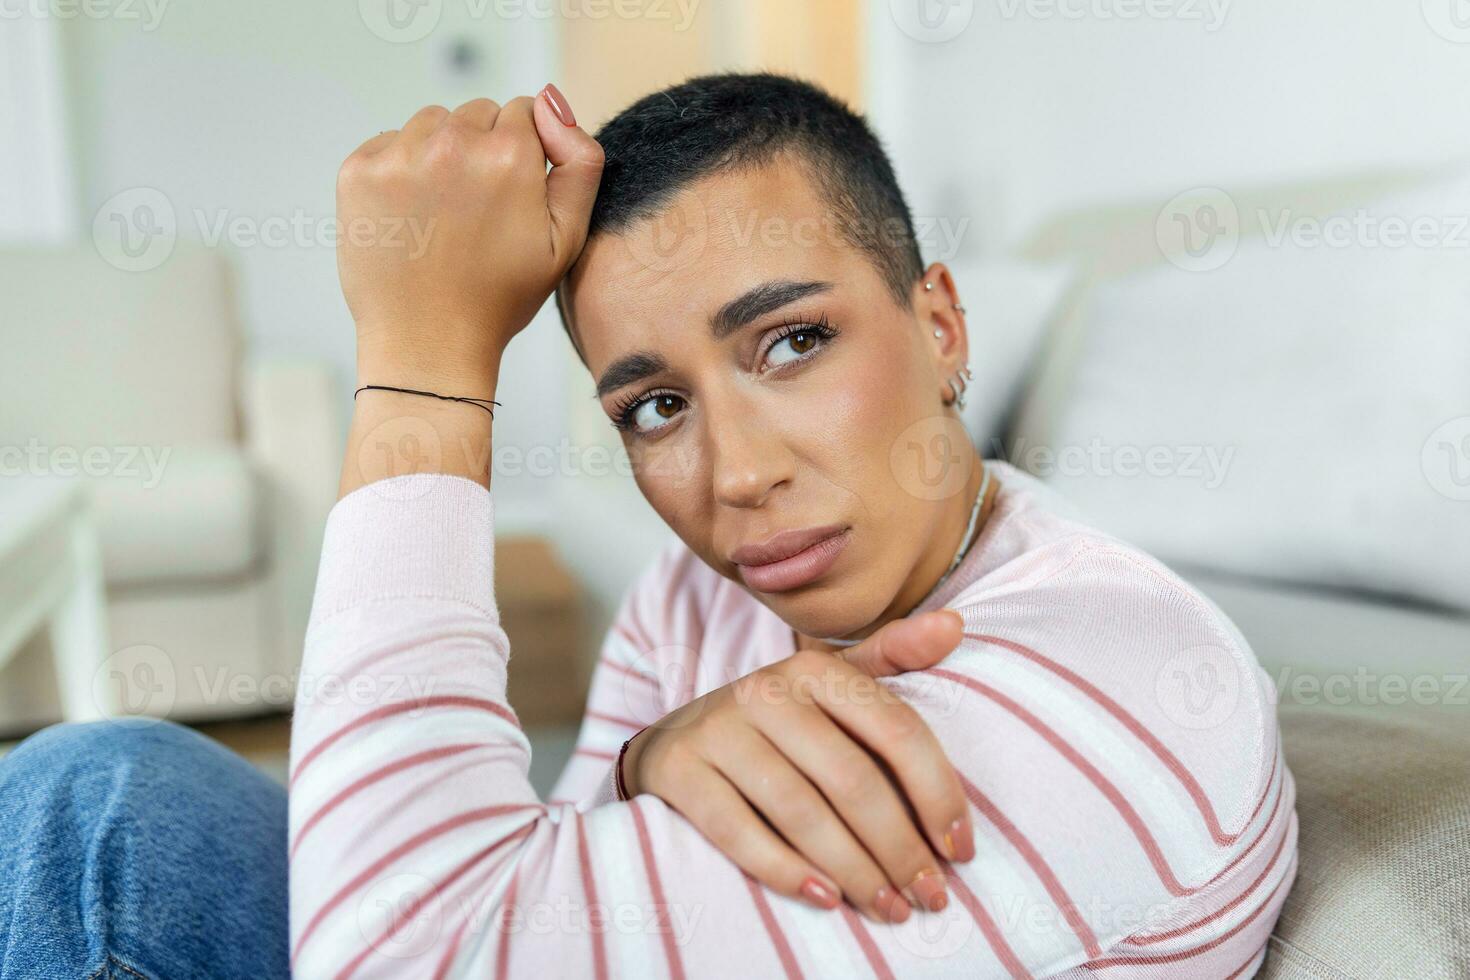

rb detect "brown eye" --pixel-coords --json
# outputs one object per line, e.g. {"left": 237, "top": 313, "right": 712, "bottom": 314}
{"left": 628, "top": 393, "right": 685, "bottom": 433}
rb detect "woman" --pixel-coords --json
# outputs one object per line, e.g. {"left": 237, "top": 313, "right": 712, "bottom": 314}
{"left": 0, "top": 74, "right": 1295, "bottom": 979}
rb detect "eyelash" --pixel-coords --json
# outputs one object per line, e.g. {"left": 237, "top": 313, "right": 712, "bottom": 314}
{"left": 609, "top": 315, "right": 840, "bottom": 435}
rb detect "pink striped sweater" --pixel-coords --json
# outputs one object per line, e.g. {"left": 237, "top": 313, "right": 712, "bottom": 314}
{"left": 288, "top": 461, "right": 1297, "bottom": 979}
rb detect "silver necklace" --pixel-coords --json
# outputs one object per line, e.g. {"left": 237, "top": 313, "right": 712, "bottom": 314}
{"left": 814, "top": 464, "right": 992, "bottom": 648}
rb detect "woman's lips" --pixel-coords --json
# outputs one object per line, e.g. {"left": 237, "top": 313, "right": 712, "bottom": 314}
{"left": 735, "top": 528, "right": 851, "bottom": 593}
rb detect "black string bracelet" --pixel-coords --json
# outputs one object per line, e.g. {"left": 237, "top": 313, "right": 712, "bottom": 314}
{"left": 354, "top": 384, "right": 501, "bottom": 418}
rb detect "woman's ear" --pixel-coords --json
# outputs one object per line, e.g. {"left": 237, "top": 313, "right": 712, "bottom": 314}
{"left": 915, "top": 263, "right": 968, "bottom": 410}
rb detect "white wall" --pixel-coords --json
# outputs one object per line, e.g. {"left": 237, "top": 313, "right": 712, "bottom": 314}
{"left": 867, "top": 0, "right": 1470, "bottom": 259}
{"left": 0, "top": 14, "right": 76, "bottom": 240}
{"left": 59, "top": 1, "right": 564, "bottom": 525}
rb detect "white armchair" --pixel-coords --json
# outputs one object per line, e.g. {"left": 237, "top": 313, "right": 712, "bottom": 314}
{"left": 0, "top": 243, "right": 340, "bottom": 724}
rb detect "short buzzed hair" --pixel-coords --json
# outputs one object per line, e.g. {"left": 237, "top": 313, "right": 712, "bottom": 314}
{"left": 557, "top": 72, "right": 926, "bottom": 354}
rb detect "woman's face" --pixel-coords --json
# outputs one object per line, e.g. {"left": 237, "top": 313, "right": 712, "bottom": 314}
{"left": 565, "top": 155, "right": 974, "bottom": 641}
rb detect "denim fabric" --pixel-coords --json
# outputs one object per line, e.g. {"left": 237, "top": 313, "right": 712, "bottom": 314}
{"left": 0, "top": 720, "right": 288, "bottom": 979}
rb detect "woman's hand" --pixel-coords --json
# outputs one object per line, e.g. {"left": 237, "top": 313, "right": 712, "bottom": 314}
{"left": 333, "top": 86, "right": 603, "bottom": 495}
{"left": 337, "top": 86, "right": 603, "bottom": 383}
{"left": 621, "top": 609, "right": 975, "bottom": 924}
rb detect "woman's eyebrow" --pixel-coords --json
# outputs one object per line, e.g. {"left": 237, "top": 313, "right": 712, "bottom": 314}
{"left": 594, "top": 278, "right": 834, "bottom": 399}
{"left": 710, "top": 279, "right": 834, "bottom": 340}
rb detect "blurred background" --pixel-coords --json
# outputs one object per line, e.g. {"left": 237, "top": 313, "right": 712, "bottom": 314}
{"left": 2, "top": 4, "right": 1468, "bottom": 969}
{"left": 2, "top": 1, "right": 1470, "bottom": 975}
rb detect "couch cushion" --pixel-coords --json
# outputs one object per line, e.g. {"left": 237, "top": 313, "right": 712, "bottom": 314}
{"left": 1262, "top": 705, "right": 1470, "bottom": 978}
{"left": 0, "top": 244, "right": 240, "bottom": 448}
{"left": 89, "top": 446, "right": 263, "bottom": 586}
{"left": 1014, "top": 171, "right": 1470, "bottom": 614}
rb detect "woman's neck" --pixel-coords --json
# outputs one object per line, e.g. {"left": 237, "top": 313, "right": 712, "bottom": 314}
{"left": 796, "top": 450, "right": 997, "bottom": 655}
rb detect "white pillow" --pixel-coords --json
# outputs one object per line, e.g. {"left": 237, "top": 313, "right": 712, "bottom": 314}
{"left": 1028, "top": 173, "right": 1470, "bottom": 612}
{"left": 949, "top": 259, "right": 1075, "bottom": 450}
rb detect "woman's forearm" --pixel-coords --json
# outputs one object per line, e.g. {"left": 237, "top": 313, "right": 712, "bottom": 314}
{"left": 337, "top": 349, "right": 501, "bottom": 499}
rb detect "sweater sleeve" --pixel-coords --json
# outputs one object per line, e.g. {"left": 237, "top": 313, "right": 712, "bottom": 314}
{"left": 287, "top": 474, "right": 1295, "bottom": 980}
{"left": 545, "top": 545, "right": 684, "bottom": 808}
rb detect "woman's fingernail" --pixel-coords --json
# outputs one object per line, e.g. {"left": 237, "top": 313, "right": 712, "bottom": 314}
{"left": 542, "top": 83, "right": 576, "bottom": 127}
{"left": 876, "top": 885, "right": 910, "bottom": 923}
{"left": 904, "top": 868, "right": 948, "bottom": 913}
{"left": 946, "top": 816, "right": 975, "bottom": 862}
{"left": 800, "top": 876, "right": 838, "bottom": 909}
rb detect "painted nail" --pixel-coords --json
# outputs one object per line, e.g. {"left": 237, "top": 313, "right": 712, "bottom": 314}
{"left": 542, "top": 83, "right": 576, "bottom": 127}
{"left": 876, "top": 885, "right": 910, "bottom": 923}
{"left": 799, "top": 876, "right": 838, "bottom": 909}
{"left": 904, "top": 868, "right": 948, "bottom": 913}
{"left": 945, "top": 816, "right": 975, "bottom": 862}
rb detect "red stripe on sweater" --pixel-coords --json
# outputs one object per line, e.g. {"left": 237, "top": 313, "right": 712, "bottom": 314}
{"left": 838, "top": 904, "right": 894, "bottom": 980}
{"left": 1134, "top": 826, "right": 1289, "bottom": 946}
{"left": 977, "top": 634, "right": 1257, "bottom": 845}
{"left": 336, "top": 822, "right": 536, "bottom": 980}
{"left": 957, "top": 773, "right": 1103, "bottom": 957}
{"left": 1084, "top": 866, "right": 1292, "bottom": 969}
{"left": 931, "top": 668, "right": 1191, "bottom": 896}
{"left": 291, "top": 695, "right": 521, "bottom": 789}
{"left": 946, "top": 870, "right": 1033, "bottom": 979}
{"left": 574, "top": 813, "right": 611, "bottom": 980}
{"left": 743, "top": 875, "right": 804, "bottom": 980}
{"left": 292, "top": 804, "right": 539, "bottom": 963}
{"left": 291, "top": 743, "right": 484, "bottom": 858}
{"left": 628, "top": 801, "right": 687, "bottom": 980}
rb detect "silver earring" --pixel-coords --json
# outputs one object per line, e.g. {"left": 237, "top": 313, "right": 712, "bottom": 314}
{"left": 953, "top": 303, "right": 966, "bottom": 314}
{"left": 924, "top": 281, "right": 934, "bottom": 291}
{"left": 933, "top": 328, "right": 943, "bottom": 338}
{"left": 946, "top": 364, "right": 973, "bottom": 410}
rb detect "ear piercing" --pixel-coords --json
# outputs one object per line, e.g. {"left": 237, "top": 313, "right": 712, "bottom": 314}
{"left": 924, "top": 281, "right": 966, "bottom": 314}
{"left": 946, "top": 364, "right": 974, "bottom": 410}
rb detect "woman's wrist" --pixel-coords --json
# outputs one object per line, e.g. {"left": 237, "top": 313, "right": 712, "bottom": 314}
{"left": 338, "top": 359, "right": 501, "bottom": 498}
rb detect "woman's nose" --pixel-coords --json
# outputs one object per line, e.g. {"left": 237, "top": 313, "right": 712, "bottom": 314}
{"left": 707, "top": 407, "right": 794, "bottom": 510}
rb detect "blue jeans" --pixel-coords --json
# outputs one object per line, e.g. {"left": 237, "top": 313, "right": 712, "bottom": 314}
{"left": 0, "top": 720, "right": 289, "bottom": 979}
